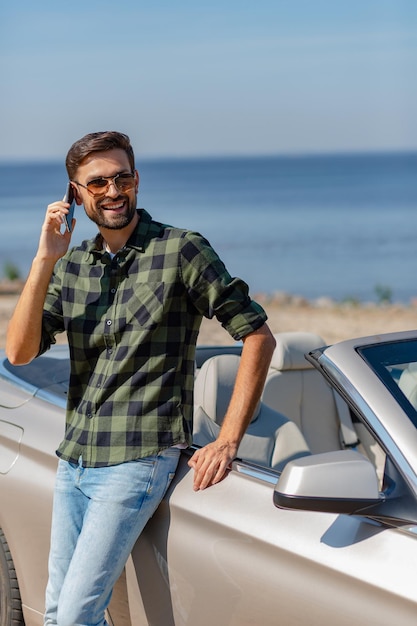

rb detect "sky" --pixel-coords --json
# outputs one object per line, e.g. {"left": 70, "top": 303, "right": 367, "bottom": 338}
{"left": 1, "top": 0, "right": 417, "bottom": 161}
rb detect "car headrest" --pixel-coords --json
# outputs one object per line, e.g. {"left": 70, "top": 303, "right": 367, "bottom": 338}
{"left": 398, "top": 362, "right": 417, "bottom": 410}
{"left": 270, "top": 332, "right": 325, "bottom": 371}
{"left": 194, "top": 354, "right": 261, "bottom": 425}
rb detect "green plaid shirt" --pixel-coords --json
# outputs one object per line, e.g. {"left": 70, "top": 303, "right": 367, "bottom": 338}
{"left": 40, "top": 209, "right": 267, "bottom": 467}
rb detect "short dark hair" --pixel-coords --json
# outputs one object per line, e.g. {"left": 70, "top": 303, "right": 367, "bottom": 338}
{"left": 65, "top": 131, "right": 135, "bottom": 179}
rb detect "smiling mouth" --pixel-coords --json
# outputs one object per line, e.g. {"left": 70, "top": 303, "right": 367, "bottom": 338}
{"left": 100, "top": 200, "right": 126, "bottom": 212}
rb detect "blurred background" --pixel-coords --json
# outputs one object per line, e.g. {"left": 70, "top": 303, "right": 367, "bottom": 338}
{"left": 1, "top": 1, "right": 416, "bottom": 302}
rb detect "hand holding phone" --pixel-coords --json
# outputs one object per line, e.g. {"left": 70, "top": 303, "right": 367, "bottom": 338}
{"left": 63, "top": 182, "right": 75, "bottom": 233}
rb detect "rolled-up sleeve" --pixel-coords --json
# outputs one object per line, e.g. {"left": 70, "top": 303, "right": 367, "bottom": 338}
{"left": 38, "top": 262, "right": 66, "bottom": 355}
{"left": 179, "top": 231, "right": 267, "bottom": 340}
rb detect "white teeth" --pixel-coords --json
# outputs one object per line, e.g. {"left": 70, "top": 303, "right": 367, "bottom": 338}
{"left": 102, "top": 201, "right": 124, "bottom": 210}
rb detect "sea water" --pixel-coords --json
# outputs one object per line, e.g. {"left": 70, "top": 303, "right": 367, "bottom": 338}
{"left": 0, "top": 152, "right": 416, "bottom": 303}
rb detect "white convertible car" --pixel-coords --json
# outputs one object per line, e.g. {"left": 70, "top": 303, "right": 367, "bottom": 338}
{"left": 1, "top": 330, "right": 417, "bottom": 625}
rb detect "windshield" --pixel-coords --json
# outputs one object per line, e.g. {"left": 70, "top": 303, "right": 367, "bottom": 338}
{"left": 358, "top": 339, "right": 417, "bottom": 428}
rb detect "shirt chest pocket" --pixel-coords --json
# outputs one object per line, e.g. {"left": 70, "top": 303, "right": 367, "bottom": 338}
{"left": 125, "top": 282, "right": 166, "bottom": 329}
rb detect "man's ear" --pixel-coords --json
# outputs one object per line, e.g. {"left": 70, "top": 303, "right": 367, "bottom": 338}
{"left": 71, "top": 185, "right": 83, "bottom": 206}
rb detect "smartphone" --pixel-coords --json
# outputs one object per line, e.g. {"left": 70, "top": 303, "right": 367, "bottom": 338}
{"left": 63, "top": 182, "right": 75, "bottom": 233}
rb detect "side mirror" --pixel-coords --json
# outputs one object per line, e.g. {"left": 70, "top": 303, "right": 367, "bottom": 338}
{"left": 274, "top": 450, "right": 382, "bottom": 515}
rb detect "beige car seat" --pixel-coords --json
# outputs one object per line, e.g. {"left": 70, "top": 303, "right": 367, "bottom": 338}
{"left": 261, "top": 332, "right": 357, "bottom": 454}
{"left": 260, "top": 332, "right": 387, "bottom": 482}
{"left": 193, "top": 354, "right": 310, "bottom": 471}
{"left": 398, "top": 362, "right": 417, "bottom": 410}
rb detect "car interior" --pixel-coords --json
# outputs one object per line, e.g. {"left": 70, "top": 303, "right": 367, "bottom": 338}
{"left": 193, "top": 332, "right": 386, "bottom": 484}
{"left": 1, "top": 331, "right": 386, "bottom": 483}
{"left": 193, "top": 352, "right": 310, "bottom": 471}
{"left": 398, "top": 362, "right": 417, "bottom": 410}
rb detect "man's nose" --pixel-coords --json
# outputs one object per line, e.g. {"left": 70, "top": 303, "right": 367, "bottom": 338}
{"left": 106, "top": 181, "right": 120, "bottom": 197}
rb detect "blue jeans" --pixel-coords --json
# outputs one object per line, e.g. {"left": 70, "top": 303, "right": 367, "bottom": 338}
{"left": 44, "top": 448, "right": 181, "bottom": 626}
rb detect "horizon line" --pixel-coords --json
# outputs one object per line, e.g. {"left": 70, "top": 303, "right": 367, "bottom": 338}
{"left": 1, "top": 146, "right": 417, "bottom": 166}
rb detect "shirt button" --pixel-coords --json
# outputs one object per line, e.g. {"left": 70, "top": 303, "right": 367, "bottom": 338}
{"left": 106, "top": 320, "right": 112, "bottom": 326}
{"left": 87, "top": 413, "right": 93, "bottom": 419}
{"left": 111, "top": 288, "right": 116, "bottom": 294}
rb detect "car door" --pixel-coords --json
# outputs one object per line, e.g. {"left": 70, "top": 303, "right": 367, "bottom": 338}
{"left": 0, "top": 388, "right": 62, "bottom": 625}
{"left": 127, "top": 449, "right": 417, "bottom": 626}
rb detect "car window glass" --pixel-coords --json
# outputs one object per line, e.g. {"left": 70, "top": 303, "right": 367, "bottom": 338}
{"left": 358, "top": 340, "right": 417, "bottom": 428}
{"left": 386, "top": 360, "right": 417, "bottom": 412}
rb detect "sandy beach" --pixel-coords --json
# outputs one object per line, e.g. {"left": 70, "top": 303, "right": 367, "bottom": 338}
{"left": 1, "top": 282, "right": 416, "bottom": 349}
{"left": 199, "top": 293, "right": 417, "bottom": 346}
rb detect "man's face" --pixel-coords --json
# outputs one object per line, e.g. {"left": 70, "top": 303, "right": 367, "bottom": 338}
{"left": 73, "top": 148, "right": 139, "bottom": 231}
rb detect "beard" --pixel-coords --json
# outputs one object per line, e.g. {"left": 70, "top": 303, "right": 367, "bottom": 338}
{"left": 86, "top": 195, "right": 137, "bottom": 230}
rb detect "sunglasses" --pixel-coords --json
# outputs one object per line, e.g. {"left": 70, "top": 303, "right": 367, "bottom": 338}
{"left": 72, "top": 172, "right": 136, "bottom": 198}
